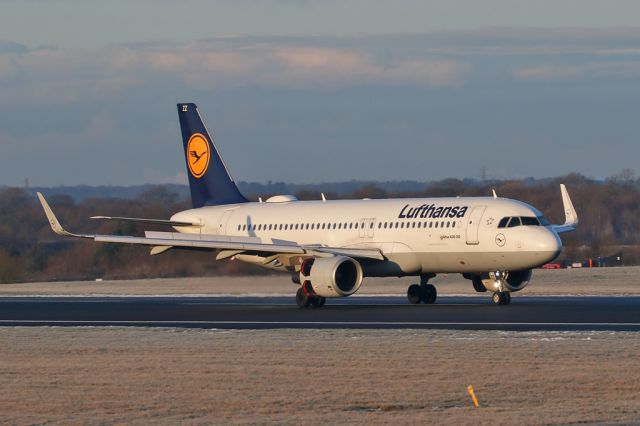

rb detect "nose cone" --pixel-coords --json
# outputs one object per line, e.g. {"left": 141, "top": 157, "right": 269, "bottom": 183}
{"left": 534, "top": 228, "right": 563, "bottom": 263}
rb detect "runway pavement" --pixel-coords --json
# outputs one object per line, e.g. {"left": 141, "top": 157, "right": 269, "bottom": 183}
{"left": 2, "top": 295, "right": 640, "bottom": 331}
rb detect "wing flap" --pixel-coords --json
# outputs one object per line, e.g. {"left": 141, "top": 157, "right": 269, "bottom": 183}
{"left": 304, "top": 246, "right": 385, "bottom": 260}
{"left": 95, "top": 234, "right": 305, "bottom": 253}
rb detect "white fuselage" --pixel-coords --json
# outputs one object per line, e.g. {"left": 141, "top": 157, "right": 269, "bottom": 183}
{"left": 171, "top": 196, "right": 562, "bottom": 277}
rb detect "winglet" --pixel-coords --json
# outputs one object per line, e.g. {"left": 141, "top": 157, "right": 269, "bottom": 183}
{"left": 37, "top": 192, "right": 88, "bottom": 238}
{"left": 553, "top": 184, "right": 578, "bottom": 233}
{"left": 560, "top": 184, "right": 578, "bottom": 227}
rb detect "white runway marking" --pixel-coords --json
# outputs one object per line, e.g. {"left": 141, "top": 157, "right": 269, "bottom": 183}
{"left": 1, "top": 320, "right": 640, "bottom": 327}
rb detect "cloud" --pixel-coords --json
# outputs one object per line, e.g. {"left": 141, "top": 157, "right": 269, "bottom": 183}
{"left": 0, "top": 36, "right": 471, "bottom": 106}
{"left": 512, "top": 61, "right": 640, "bottom": 81}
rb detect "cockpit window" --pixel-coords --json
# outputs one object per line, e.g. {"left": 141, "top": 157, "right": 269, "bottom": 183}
{"left": 498, "top": 215, "right": 543, "bottom": 228}
{"left": 507, "top": 217, "right": 522, "bottom": 227}
{"left": 520, "top": 216, "right": 540, "bottom": 226}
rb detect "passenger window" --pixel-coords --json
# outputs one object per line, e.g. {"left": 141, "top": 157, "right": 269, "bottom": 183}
{"left": 507, "top": 217, "right": 521, "bottom": 228}
{"left": 305, "top": 224, "right": 309, "bottom": 230}
{"left": 370, "top": 222, "right": 374, "bottom": 229}
{"left": 435, "top": 222, "right": 439, "bottom": 228}
{"left": 498, "top": 217, "right": 510, "bottom": 228}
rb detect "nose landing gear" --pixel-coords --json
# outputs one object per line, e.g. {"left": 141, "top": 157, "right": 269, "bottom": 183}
{"left": 492, "top": 291, "right": 511, "bottom": 305}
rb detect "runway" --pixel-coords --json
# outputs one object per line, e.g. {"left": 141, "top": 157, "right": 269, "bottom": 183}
{"left": 1, "top": 295, "right": 640, "bottom": 331}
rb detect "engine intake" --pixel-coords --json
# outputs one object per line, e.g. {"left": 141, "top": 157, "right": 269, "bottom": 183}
{"left": 464, "top": 269, "right": 532, "bottom": 293}
{"left": 300, "top": 256, "right": 363, "bottom": 298}
{"left": 504, "top": 269, "right": 532, "bottom": 292}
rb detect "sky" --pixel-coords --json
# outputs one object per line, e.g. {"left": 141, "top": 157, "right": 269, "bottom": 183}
{"left": 1, "top": 0, "right": 640, "bottom": 186}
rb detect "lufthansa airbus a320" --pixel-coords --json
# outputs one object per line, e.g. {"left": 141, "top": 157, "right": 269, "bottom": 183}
{"left": 38, "top": 103, "right": 578, "bottom": 307}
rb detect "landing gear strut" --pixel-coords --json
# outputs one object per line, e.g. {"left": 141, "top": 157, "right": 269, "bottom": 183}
{"left": 295, "top": 287, "right": 326, "bottom": 308}
{"left": 407, "top": 274, "right": 437, "bottom": 305}
{"left": 492, "top": 291, "right": 511, "bottom": 305}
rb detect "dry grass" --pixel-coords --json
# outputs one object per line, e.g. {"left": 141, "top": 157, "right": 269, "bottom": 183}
{"left": 1, "top": 328, "right": 639, "bottom": 425}
{"left": 1, "top": 266, "right": 639, "bottom": 296}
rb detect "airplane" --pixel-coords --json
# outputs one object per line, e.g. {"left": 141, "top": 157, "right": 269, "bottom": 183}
{"left": 37, "top": 103, "right": 578, "bottom": 307}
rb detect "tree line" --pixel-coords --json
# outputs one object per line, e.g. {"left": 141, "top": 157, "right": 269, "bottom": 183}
{"left": 1, "top": 173, "right": 639, "bottom": 283}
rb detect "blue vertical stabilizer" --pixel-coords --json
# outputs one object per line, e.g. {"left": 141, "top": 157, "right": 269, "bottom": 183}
{"left": 177, "top": 103, "right": 249, "bottom": 208}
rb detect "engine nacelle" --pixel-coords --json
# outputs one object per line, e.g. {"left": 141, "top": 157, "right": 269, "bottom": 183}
{"left": 299, "top": 256, "right": 363, "bottom": 298}
{"left": 465, "top": 269, "right": 532, "bottom": 293}
{"left": 503, "top": 269, "right": 532, "bottom": 292}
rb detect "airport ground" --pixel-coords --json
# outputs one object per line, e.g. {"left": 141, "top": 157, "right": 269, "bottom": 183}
{"left": 1, "top": 267, "right": 640, "bottom": 424}
{"left": 1, "top": 265, "right": 639, "bottom": 297}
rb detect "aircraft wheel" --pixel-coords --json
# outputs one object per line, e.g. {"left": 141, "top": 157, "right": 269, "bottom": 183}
{"left": 407, "top": 284, "right": 422, "bottom": 304}
{"left": 296, "top": 287, "right": 311, "bottom": 308}
{"left": 311, "top": 296, "right": 326, "bottom": 307}
{"left": 492, "top": 291, "right": 510, "bottom": 305}
{"left": 421, "top": 284, "right": 437, "bottom": 304}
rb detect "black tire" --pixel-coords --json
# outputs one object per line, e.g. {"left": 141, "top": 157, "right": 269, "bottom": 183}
{"left": 504, "top": 292, "right": 511, "bottom": 305}
{"left": 421, "top": 284, "right": 437, "bottom": 304}
{"left": 310, "top": 296, "right": 326, "bottom": 307}
{"left": 311, "top": 296, "right": 326, "bottom": 307}
{"left": 407, "top": 284, "right": 423, "bottom": 304}
{"left": 296, "top": 287, "right": 310, "bottom": 308}
{"left": 492, "top": 292, "right": 504, "bottom": 305}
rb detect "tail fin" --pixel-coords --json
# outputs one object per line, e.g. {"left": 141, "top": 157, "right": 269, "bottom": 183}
{"left": 177, "top": 103, "right": 248, "bottom": 208}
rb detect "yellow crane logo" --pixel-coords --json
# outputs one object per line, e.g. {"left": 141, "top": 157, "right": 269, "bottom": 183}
{"left": 187, "top": 133, "right": 210, "bottom": 179}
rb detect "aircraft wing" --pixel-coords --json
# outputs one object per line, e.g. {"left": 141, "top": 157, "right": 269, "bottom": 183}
{"left": 551, "top": 184, "right": 579, "bottom": 234}
{"left": 37, "top": 193, "right": 384, "bottom": 260}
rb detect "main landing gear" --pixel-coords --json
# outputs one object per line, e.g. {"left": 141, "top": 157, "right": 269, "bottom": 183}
{"left": 296, "top": 286, "right": 326, "bottom": 308}
{"left": 492, "top": 291, "right": 511, "bottom": 305}
{"left": 407, "top": 274, "right": 437, "bottom": 305}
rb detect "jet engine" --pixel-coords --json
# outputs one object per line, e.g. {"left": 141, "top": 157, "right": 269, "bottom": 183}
{"left": 464, "top": 269, "right": 532, "bottom": 293}
{"left": 503, "top": 269, "right": 532, "bottom": 292}
{"left": 300, "top": 256, "right": 363, "bottom": 298}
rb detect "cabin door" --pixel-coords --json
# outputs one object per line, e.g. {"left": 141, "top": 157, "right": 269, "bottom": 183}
{"left": 218, "top": 210, "right": 234, "bottom": 235}
{"left": 465, "top": 206, "right": 486, "bottom": 245}
{"left": 359, "top": 218, "right": 376, "bottom": 238}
